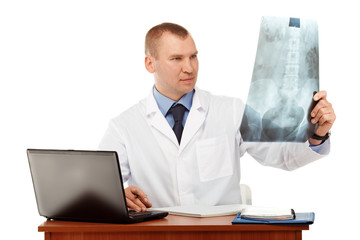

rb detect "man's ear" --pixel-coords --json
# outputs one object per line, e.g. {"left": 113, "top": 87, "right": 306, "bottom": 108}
{"left": 145, "top": 55, "right": 155, "bottom": 73}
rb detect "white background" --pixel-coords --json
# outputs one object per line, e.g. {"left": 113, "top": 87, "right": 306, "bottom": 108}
{"left": 1, "top": 0, "right": 358, "bottom": 239}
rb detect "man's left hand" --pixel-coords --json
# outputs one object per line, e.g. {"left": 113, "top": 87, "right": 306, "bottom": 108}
{"left": 309, "top": 90, "right": 336, "bottom": 145}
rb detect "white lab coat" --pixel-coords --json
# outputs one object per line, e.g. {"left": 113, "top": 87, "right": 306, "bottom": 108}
{"left": 99, "top": 87, "right": 329, "bottom": 207}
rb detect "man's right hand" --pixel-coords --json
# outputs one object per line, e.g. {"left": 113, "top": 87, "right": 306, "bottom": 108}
{"left": 124, "top": 185, "right": 152, "bottom": 212}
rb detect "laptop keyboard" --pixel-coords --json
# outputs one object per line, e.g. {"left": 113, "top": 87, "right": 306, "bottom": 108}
{"left": 128, "top": 211, "right": 153, "bottom": 219}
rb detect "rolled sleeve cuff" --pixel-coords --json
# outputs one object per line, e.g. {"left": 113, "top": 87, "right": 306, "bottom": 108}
{"left": 309, "top": 139, "right": 330, "bottom": 155}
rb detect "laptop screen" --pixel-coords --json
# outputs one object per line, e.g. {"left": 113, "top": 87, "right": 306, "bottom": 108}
{"left": 27, "top": 149, "right": 129, "bottom": 222}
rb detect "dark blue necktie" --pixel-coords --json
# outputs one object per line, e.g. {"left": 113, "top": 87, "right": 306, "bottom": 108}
{"left": 168, "top": 104, "right": 187, "bottom": 144}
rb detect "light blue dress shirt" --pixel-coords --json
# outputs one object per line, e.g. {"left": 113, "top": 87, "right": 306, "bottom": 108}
{"left": 309, "top": 142, "right": 325, "bottom": 153}
{"left": 153, "top": 87, "right": 194, "bottom": 128}
{"left": 153, "top": 86, "right": 325, "bottom": 152}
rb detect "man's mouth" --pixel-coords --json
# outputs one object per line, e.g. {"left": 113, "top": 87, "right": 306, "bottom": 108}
{"left": 180, "top": 77, "right": 195, "bottom": 82}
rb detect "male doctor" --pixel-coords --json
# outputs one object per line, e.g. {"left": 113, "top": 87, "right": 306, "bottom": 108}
{"left": 99, "top": 23, "right": 336, "bottom": 212}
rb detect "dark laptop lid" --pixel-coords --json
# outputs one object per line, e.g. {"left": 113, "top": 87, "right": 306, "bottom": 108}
{"left": 27, "top": 149, "right": 131, "bottom": 223}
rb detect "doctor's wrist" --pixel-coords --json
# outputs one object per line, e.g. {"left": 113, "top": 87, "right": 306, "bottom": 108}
{"left": 309, "top": 132, "right": 330, "bottom": 146}
{"left": 309, "top": 138, "right": 322, "bottom": 146}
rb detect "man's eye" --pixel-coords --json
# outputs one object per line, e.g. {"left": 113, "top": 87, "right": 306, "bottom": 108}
{"left": 191, "top": 55, "right": 197, "bottom": 59}
{"left": 172, "top": 57, "right": 181, "bottom": 61}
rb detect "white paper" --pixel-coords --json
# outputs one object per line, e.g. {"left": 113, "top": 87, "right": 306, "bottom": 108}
{"left": 148, "top": 204, "right": 249, "bottom": 217}
{"left": 241, "top": 206, "right": 294, "bottom": 219}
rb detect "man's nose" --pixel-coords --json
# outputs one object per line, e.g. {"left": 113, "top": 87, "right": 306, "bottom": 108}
{"left": 182, "top": 59, "right": 193, "bottom": 73}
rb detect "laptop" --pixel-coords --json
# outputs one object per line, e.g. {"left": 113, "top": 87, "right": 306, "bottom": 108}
{"left": 27, "top": 149, "right": 168, "bottom": 223}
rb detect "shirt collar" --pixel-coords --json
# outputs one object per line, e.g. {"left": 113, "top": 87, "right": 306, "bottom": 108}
{"left": 153, "top": 86, "right": 194, "bottom": 116}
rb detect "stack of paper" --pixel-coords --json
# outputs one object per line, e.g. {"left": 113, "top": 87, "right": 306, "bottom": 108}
{"left": 241, "top": 206, "right": 295, "bottom": 220}
{"left": 148, "top": 204, "right": 249, "bottom": 217}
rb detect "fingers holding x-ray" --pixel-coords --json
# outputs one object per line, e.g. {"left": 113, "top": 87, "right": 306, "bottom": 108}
{"left": 310, "top": 91, "right": 336, "bottom": 135}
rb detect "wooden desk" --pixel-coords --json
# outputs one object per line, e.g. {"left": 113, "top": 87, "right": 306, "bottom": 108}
{"left": 39, "top": 215, "right": 309, "bottom": 240}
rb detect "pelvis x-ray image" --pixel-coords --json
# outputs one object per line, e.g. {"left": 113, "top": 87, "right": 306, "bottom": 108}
{"left": 240, "top": 16, "right": 319, "bottom": 142}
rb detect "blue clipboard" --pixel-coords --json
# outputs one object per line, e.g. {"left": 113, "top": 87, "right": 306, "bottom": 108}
{"left": 232, "top": 212, "right": 315, "bottom": 225}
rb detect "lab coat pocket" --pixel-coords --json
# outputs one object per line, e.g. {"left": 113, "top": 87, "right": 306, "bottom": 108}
{"left": 196, "top": 135, "right": 233, "bottom": 182}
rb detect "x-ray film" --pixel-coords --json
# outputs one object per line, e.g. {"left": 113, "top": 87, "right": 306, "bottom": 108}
{"left": 240, "top": 16, "right": 319, "bottom": 142}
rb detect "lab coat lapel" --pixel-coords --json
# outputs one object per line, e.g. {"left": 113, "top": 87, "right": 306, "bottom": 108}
{"left": 145, "top": 91, "right": 179, "bottom": 146}
{"left": 179, "top": 88, "right": 209, "bottom": 153}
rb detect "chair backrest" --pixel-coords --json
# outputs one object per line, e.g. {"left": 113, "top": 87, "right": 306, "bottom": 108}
{"left": 240, "top": 184, "right": 252, "bottom": 205}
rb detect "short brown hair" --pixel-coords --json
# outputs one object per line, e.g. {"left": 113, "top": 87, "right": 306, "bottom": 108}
{"left": 145, "top": 22, "right": 189, "bottom": 58}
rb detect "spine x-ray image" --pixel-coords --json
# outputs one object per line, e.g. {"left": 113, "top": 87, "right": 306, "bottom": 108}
{"left": 240, "top": 16, "right": 319, "bottom": 142}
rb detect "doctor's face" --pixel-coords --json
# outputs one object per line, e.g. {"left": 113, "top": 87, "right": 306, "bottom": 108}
{"left": 147, "top": 32, "right": 199, "bottom": 102}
